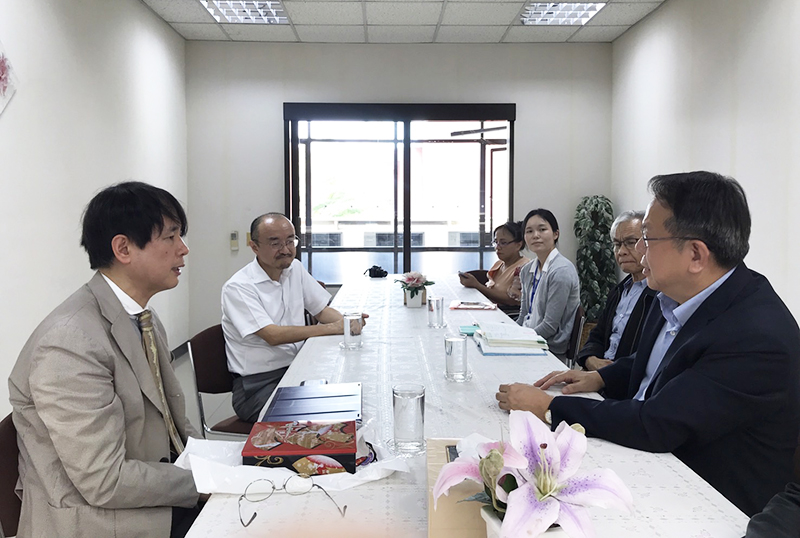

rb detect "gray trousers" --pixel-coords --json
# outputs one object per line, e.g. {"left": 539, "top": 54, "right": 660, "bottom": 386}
{"left": 231, "top": 367, "right": 289, "bottom": 423}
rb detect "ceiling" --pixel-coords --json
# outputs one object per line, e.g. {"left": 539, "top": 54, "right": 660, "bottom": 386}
{"left": 140, "top": 0, "right": 666, "bottom": 44}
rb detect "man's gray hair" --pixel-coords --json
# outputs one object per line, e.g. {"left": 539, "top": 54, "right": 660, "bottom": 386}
{"left": 610, "top": 210, "right": 645, "bottom": 238}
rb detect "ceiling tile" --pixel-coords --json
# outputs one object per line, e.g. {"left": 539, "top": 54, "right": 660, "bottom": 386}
{"left": 170, "top": 23, "right": 231, "bottom": 40}
{"left": 442, "top": 3, "right": 524, "bottom": 25}
{"left": 295, "top": 25, "right": 366, "bottom": 42}
{"left": 367, "top": 25, "right": 436, "bottom": 43}
{"left": 568, "top": 25, "right": 628, "bottom": 42}
{"left": 503, "top": 25, "right": 579, "bottom": 42}
{"left": 284, "top": 1, "right": 364, "bottom": 25}
{"left": 221, "top": 23, "right": 299, "bottom": 41}
{"left": 587, "top": 2, "right": 660, "bottom": 26}
{"left": 366, "top": 3, "right": 443, "bottom": 25}
{"left": 436, "top": 25, "right": 507, "bottom": 43}
{"left": 141, "top": 0, "right": 217, "bottom": 23}
{"left": 606, "top": 0, "right": 663, "bottom": 3}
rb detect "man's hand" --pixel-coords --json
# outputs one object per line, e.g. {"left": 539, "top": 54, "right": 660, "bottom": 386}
{"left": 584, "top": 356, "right": 613, "bottom": 371}
{"left": 324, "top": 312, "right": 369, "bottom": 336}
{"left": 458, "top": 272, "right": 480, "bottom": 289}
{"left": 496, "top": 383, "right": 553, "bottom": 422}
{"left": 534, "top": 370, "right": 605, "bottom": 395}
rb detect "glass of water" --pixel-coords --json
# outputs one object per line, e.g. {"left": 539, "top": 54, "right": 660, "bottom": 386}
{"left": 427, "top": 296, "right": 445, "bottom": 328}
{"left": 390, "top": 383, "right": 426, "bottom": 456}
{"left": 444, "top": 334, "right": 471, "bottom": 382}
{"left": 339, "top": 312, "right": 363, "bottom": 350}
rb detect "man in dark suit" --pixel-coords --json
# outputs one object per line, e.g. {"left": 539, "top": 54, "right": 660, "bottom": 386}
{"left": 577, "top": 210, "right": 657, "bottom": 371}
{"left": 496, "top": 171, "right": 800, "bottom": 516}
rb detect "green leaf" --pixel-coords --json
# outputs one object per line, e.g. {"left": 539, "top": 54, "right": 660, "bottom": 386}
{"left": 459, "top": 492, "right": 492, "bottom": 505}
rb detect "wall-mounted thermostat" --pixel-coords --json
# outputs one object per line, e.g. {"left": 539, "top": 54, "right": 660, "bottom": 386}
{"left": 230, "top": 231, "right": 239, "bottom": 251}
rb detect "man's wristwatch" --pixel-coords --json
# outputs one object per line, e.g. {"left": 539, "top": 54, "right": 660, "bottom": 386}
{"left": 544, "top": 409, "right": 552, "bottom": 425}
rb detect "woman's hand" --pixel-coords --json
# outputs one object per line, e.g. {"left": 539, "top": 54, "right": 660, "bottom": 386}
{"left": 458, "top": 272, "right": 480, "bottom": 289}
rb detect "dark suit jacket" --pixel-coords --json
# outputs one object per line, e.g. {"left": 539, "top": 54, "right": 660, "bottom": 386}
{"left": 550, "top": 264, "right": 800, "bottom": 516}
{"left": 576, "top": 275, "right": 657, "bottom": 367}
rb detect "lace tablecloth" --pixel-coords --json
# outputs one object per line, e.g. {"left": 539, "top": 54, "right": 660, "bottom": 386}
{"left": 186, "top": 275, "right": 749, "bottom": 538}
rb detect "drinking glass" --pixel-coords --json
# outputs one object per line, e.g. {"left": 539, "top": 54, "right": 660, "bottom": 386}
{"left": 340, "top": 312, "right": 363, "bottom": 350}
{"left": 427, "top": 296, "right": 445, "bottom": 328}
{"left": 390, "top": 384, "right": 426, "bottom": 455}
{"left": 444, "top": 334, "right": 471, "bottom": 382}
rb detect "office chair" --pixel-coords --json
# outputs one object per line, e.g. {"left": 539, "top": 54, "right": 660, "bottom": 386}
{"left": 187, "top": 325, "right": 254, "bottom": 439}
{"left": 0, "top": 413, "right": 21, "bottom": 538}
{"left": 565, "top": 305, "right": 586, "bottom": 369}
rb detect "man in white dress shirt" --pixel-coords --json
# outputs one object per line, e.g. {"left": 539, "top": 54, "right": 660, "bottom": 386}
{"left": 222, "top": 213, "right": 357, "bottom": 422}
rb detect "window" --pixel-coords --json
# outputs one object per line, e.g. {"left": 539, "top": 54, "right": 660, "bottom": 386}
{"left": 311, "top": 233, "right": 342, "bottom": 247}
{"left": 285, "top": 104, "right": 515, "bottom": 284}
{"left": 374, "top": 233, "right": 424, "bottom": 247}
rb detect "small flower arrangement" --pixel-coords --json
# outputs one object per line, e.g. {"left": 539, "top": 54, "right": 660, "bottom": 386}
{"left": 433, "top": 410, "right": 633, "bottom": 538}
{"left": 395, "top": 271, "right": 434, "bottom": 299}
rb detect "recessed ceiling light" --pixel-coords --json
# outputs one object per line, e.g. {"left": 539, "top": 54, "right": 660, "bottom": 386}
{"left": 199, "top": 0, "right": 288, "bottom": 25}
{"left": 520, "top": 3, "right": 606, "bottom": 26}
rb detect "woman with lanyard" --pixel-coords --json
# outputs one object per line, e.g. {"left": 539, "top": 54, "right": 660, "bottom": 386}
{"left": 516, "top": 208, "right": 580, "bottom": 360}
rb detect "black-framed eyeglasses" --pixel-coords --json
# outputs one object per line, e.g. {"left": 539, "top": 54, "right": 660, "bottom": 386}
{"left": 612, "top": 238, "right": 640, "bottom": 250}
{"left": 238, "top": 476, "right": 347, "bottom": 527}
{"left": 640, "top": 234, "right": 700, "bottom": 247}
{"left": 257, "top": 236, "right": 300, "bottom": 251}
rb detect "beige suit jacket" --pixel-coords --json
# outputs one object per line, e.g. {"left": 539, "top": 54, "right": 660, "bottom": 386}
{"left": 8, "top": 272, "right": 199, "bottom": 538}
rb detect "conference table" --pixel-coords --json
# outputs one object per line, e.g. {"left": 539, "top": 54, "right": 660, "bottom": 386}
{"left": 186, "top": 274, "right": 749, "bottom": 537}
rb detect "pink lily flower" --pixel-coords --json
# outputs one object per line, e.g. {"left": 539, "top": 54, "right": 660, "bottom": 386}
{"left": 502, "top": 411, "right": 633, "bottom": 538}
{"left": 432, "top": 440, "right": 527, "bottom": 509}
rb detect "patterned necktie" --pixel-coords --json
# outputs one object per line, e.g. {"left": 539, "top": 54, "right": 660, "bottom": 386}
{"left": 137, "top": 310, "right": 185, "bottom": 455}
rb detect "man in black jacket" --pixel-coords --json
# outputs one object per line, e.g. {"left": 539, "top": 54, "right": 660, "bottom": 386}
{"left": 577, "top": 210, "right": 657, "bottom": 371}
{"left": 497, "top": 171, "right": 800, "bottom": 516}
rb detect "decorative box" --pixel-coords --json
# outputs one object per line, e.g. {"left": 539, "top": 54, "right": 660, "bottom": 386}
{"left": 242, "top": 420, "right": 357, "bottom": 475}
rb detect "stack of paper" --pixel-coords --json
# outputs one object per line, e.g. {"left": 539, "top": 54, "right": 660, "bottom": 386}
{"left": 473, "top": 321, "right": 548, "bottom": 356}
{"left": 475, "top": 321, "right": 548, "bottom": 348}
{"left": 449, "top": 300, "right": 497, "bottom": 310}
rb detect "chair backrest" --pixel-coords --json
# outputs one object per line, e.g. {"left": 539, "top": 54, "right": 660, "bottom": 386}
{"left": 566, "top": 305, "right": 586, "bottom": 367}
{"left": 0, "top": 413, "right": 21, "bottom": 538}
{"left": 188, "top": 324, "right": 232, "bottom": 394}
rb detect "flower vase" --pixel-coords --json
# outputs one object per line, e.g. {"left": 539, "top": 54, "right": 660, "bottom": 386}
{"left": 480, "top": 505, "right": 502, "bottom": 538}
{"left": 404, "top": 288, "right": 424, "bottom": 308}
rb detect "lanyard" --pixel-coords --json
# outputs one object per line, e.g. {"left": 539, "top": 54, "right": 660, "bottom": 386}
{"left": 528, "top": 263, "right": 541, "bottom": 312}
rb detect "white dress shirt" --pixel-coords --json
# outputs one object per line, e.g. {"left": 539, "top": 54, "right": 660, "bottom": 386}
{"left": 633, "top": 267, "right": 735, "bottom": 400}
{"left": 221, "top": 258, "right": 331, "bottom": 376}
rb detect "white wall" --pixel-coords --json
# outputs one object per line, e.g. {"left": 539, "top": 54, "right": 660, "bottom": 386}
{"left": 185, "top": 42, "right": 613, "bottom": 334}
{"left": 0, "top": 0, "right": 188, "bottom": 416}
{"left": 612, "top": 0, "right": 800, "bottom": 315}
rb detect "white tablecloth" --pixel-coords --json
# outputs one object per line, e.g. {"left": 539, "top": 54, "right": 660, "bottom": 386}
{"left": 186, "top": 275, "right": 749, "bottom": 538}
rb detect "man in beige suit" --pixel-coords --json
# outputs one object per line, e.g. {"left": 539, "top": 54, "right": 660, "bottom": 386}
{"left": 9, "top": 182, "right": 202, "bottom": 537}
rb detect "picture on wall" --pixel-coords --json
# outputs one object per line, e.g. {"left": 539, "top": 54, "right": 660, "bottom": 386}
{"left": 0, "top": 38, "right": 18, "bottom": 117}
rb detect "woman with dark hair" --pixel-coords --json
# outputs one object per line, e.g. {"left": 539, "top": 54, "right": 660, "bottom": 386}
{"left": 517, "top": 208, "right": 580, "bottom": 360}
{"left": 459, "top": 221, "right": 527, "bottom": 314}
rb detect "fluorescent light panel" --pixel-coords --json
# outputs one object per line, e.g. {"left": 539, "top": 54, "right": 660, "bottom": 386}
{"left": 199, "top": 0, "right": 288, "bottom": 24}
{"left": 521, "top": 3, "right": 606, "bottom": 26}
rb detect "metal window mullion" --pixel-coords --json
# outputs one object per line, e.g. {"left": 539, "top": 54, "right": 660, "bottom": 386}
{"left": 393, "top": 122, "right": 400, "bottom": 274}
{"left": 304, "top": 134, "right": 313, "bottom": 274}
{"left": 478, "top": 123, "right": 487, "bottom": 270}
{"left": 402, "top": 121, "right": 411, "bottom": 273}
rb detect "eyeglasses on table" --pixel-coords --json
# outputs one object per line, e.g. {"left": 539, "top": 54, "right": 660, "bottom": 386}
{"left": 238, "top": 475, "right": 347, "bottom": 527}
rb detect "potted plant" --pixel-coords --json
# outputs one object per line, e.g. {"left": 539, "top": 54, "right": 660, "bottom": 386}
{"left": 573, "top": 195, "right": 617, "bottom": 323}
{"left": 395, "top": 271, "right": 434, "bottom": 308}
